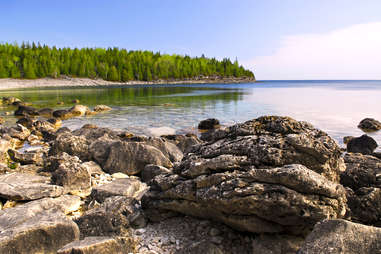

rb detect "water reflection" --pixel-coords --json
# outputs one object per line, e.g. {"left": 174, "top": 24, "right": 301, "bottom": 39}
{"left": 1, "top": 81, "right": 381, "bottom": 150}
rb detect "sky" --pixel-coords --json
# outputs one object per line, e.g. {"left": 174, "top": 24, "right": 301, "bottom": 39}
{"left": 1, "top": 0, "right": 381, "bottom": 80}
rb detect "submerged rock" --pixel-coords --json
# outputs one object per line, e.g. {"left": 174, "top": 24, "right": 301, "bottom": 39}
{"left": 93, "top": 105, "right": 112, "bottom": 112}
{"left": 144, "top": 116, "right": 347, "bottom": 234}
{"left": 298, "top": 219, "right": 381, "bottom": 254}
{"left": 198, "top": 118, "right": 220, "bottom": 130}
{"left": 14, "top": 105, "right": 39, "bottom": 117}
{"left": 358, "top": 118, "right": 381, "bottom": 131}
{"left": 347, "top": 134, "right": 378, "bottom": 155}
{"left": 69, "top": 105, "right": 90, "bottom": 116}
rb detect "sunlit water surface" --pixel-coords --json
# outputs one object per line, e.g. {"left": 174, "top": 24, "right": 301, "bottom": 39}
{"left": 1, "top": 80, "right": 381, "bottom": 150}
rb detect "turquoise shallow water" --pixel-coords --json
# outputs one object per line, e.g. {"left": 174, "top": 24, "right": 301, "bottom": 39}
{"left": 1, "top": 80, "right": 381, "bottom": 150}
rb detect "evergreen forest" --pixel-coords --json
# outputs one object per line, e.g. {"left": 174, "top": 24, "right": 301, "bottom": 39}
{"left": 0, "top": 43, "right": 255, "bottom": 82}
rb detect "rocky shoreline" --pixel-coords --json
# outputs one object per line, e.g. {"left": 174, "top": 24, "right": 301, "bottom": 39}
{"left": 0, "top": 97, "right": 380, "bottom": 253}
{"left": 0, "top": 76, "right": 256, "bottom": 90}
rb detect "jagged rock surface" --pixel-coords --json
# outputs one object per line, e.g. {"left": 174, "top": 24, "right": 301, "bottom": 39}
{"left": 0, "top": 173, "right": 64, "bottom": 201}
{"left": 144, "top": 116, "right": 347, "bottom": 234}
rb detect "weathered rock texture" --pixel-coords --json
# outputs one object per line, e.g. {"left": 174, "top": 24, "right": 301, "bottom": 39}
{"left": 341, "top": 153, "right": 381, "bottom": 225}
{"left": 347, "top": 134, "right": 378, "bottom": 155}
{"left": 358, "top": 118, "right": 381, "bottom": 131}
{"left": 0, "top": 173, "right": 64, "bottom": 201}
{"left": 298, "top": 219, "right": 381, "bottom": 254}
{"left": 0, "top": 196, "right": 81, "bottom": 254}
{"left": 76, "top": 196, "right": 144, "bottom": 237}
{"left": 57, "top": 236, "right": 135, "bottom": 254}
{"left": 144, "top": 116, "right": 347, "bottom": 234}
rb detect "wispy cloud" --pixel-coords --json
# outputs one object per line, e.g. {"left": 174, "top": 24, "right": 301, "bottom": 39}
{"left": 244, "top": 22, "right": 381, "bottom": 80}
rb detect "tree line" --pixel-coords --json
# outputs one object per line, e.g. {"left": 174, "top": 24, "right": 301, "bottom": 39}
{"left": 0, "top": 42, "right": 255, "bottom": 82}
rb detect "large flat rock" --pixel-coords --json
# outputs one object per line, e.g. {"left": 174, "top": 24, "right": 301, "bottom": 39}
{"left": 0, "top": 173, "right": 64, "bottom": 200}
{"left": 0, "top": 195, "right": 81, "bottom": 254}
{"left": 298, "top": 219, "right": 381, "bottom": 254}
{"left": 91, "top": 178, "right": 148, "bottom": 203}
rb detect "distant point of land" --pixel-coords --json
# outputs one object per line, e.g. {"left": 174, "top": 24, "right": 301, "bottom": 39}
{"left": 0, "top": 42, "right": 255, "bottom": 86}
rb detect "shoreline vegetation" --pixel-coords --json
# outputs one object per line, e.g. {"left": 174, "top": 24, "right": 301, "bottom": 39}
{"left": 0, "top": 76, "right": 255, "bottom": 90}
{"left": 0, "top": 43, "right": 255, "bottom": 90}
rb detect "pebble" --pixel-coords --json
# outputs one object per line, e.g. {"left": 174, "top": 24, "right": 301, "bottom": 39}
{"left": 210, "top": 236, "right": 224, "bottom": 245}
{"left": 135, "top": 228, "right": 146, "bottom": 235}
{"left": 169, "top": 236, "right": 176, "bottom": 244}
{"left": 209, "top": 228, "right": 221, "bottom": 236}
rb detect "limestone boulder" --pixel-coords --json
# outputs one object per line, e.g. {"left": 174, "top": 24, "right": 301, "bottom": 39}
{"left": 144, "top": 116, "right": 347, "bottom": 234}
{"left": 298, "top": 219, "right": 381, "bottom": 254}
{"left": 76, "top": 196, "right": 145, "bottom": 237}
{"left": 141, "top": 164, "right": 172, "bottom": 183}
{"left": 341, "top": 153, "right": 381, "bottom": 224}
{"left": 103, "top": 141, "right": 173, "bottom": 175}
{"left": 162, "top": 134, "right": 202, "bottom": 154}
{"left": 0, "top": 195, "right": 81, "bottom": 254}
{"left": 90, "top": 178, "right": 148, "bottom": 203}
{"left": 49, "top": 132, "right": 91, "bottom": 161}
{"left": 0, "top": 173, "right": 64, "bottom": 201}
{"left": 51, "top": 155, "right": 91, "bottom": 195}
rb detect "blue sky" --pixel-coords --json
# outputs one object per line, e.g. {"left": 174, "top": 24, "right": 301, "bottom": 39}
{"left": 2, "top": 0, "right": 381, "bottom": 79}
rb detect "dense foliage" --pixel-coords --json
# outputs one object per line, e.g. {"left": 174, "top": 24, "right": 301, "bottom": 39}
{"left": 0, "top": 42, "right": 254, "bottom": 81}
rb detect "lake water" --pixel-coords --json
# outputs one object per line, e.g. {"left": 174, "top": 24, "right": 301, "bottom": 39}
{"left": 1, "top": 80, "right": 381, "bottom": 150}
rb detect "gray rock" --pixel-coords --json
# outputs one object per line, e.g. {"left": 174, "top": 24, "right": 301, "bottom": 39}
{"left": 179, "top": 240, "right": 224, "bottom": 254}
{"left": 57, "top": 236, "right": 135, "bottom": 254}
{"left": 91, "top": 178, "right": 148, "bottom": 203}
{"left": 162, "top": 134, "right": 202, "bottom": 154}
{"left": 93, "top": 105, "right": 112, "bottom": 112}
{"left": 76, "top": 196, "right": 144, "bottom": 237}
{"left": 251, "top": 234, "right": 304, "bottom": 254}
{"left": 81, "top": 161, "right": 104, "bottom": 175}
{"left": 69, "top": 105, "right": 90, "bottom": 116}
{"left": 298, "top": 219, "right": 381, "bottom": 254}
{"left": 347, "top": 134, "right": 378, "bottom": 155}
{"left": 49, "top": 132, "right": 91, "bottom": 161}
{"left": 103, "top": 141, "right": 173, "bottom": 175}
{"left": 358, "top": 118, "right": 381, "bottom": 131}
{"left": 341, "top": 153, "right": 381, "bottom": 190}
{"left": 51, "top": 155, "right": 91, "bottom": 195}
{"left": 0, "top": 173, "right": 64, "bottom": 201}
{"left": 341, "top": 153, "right": 381, "bottom": 224}
{"left": 141, "top": 164, "right": 172, "bottom": 183}
{"left": 8, "top": 149, "right": 44, "bottom": 165}
{"left": 0, "top": 138, "right": 12, "bottom": 164}
{"left": 144, "top": 116, "right": 347, "bottom": 234}
{"left": 14, "top": 105, "right": 39, "bottom": 117}
{"left": 0, "top": 195, "right": 81, "bottom": 254}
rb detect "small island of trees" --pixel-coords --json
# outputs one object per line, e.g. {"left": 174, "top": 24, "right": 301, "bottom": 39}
{"left": 0, "top": 42, "right": 255, "bottom": 82}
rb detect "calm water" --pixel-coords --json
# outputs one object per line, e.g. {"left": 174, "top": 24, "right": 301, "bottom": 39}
{"left": 1, "top": 80, "right": 381, "bottom": 150}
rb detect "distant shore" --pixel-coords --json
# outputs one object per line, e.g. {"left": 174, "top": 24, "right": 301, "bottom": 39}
{"left": 0, "top": 77, "right": 255, "bottom": 90}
